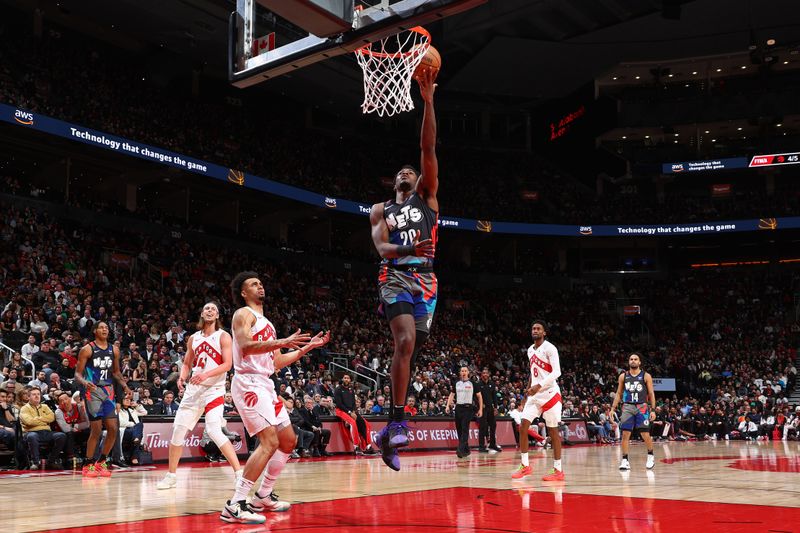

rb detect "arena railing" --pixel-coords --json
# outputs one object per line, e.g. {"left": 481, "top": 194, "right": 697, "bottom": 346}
{"left": 327, "top": 361, "right": 378, "bottom": 393}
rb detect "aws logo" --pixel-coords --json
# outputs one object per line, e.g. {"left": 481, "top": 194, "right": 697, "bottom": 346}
{"left": 14, "top": 109, "right": 33, "bottom": 125}
{"left": 758, "top": 218, "right": 777, "bottom": 230}
{"left": 671, "top": 164, "right": 684, "bottom": 173}
{"left": 476, "top": 220, "right": 492, "bottom": 233}
{"left": 324, "top": 197, "right": 337, "bottom": 208}
{"left": 579, "top": 226, "right": 593, "bottom": 235}
{"left": 227, "top": 169, "right": 244, "bottom": 186}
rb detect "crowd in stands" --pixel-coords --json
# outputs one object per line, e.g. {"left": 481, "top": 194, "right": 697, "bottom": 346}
{"left": 2, "top": 21, "right": 799, "bottom": 226}
{"left": 0, "top": 195, "right": 797, "bottom": 469}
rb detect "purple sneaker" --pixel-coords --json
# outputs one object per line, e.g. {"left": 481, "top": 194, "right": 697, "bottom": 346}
{"left": 387, "top": 421, "right": 410, "bottom": 448}
{"left": 375, "top": 421, "right": 408, "bottom": 471}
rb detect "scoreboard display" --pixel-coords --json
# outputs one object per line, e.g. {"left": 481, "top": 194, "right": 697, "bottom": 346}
{"left": 749, "top": 153, "right": 800, "bottom": 168}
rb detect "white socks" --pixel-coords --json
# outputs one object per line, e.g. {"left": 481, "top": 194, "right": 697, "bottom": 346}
{"left": 553, "top": 459, "right": 562, "bottom": 471}
{"left": 259, "top": 450, "right": 290, "bottom": 496}
{"left": 520, "top": 453, "right": 529, "bottom": 467}
{"left": 232, "top": 476, "right": 254, "bottom": 503}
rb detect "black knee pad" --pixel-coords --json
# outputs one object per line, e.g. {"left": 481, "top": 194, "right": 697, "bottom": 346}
{"left": 384, "top": 301, "right": 414, "bottom": 321}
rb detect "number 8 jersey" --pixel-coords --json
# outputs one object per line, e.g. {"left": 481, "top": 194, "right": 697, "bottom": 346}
{"left": 383, "top": 192, "right": 438, "bottom": 268}
{"left": 527, "top": 340, "right": 561, "bottom": 402}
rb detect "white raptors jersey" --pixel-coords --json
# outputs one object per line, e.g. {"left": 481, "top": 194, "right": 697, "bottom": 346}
{"left": 232, "top": 306, "right": 278, "bottom": 377}
{"left": 527, "top": 340, "right": 561, "bottom": 399}
{"left": 190, "top": 329, "right": 227, "bottom": 387}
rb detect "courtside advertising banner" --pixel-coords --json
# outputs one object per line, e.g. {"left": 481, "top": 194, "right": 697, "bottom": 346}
{"left": 323, "top": 418, "right": 518, "bottom": 453}
{"left": 142, "top": 420, "right": 248, "bottom": 461}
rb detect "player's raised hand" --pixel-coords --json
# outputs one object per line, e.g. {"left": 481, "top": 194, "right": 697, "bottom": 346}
{"left": 417, "top": 67, "right": 438, "bottom": 103}
{"left": 412, "top": 233, "right": 435, "bottom": 258}
{"left": 282, "top": 329, "right": 312, "bottom": 350}
{"left": 307, "top": 331, "right": 331, "bottom": 349}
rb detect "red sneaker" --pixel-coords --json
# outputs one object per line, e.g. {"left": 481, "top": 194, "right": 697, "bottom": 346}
{"left": 542, "top": 468, "right": 564, "bottom": 481}
{"left": 82, "top": 464, "right": 98, "bottom": 478}
{"left": 511, "top": 465, "right": 532, "bottom": 479}
{"left": 95, "top": 460, "right": 112, "bottom": 478}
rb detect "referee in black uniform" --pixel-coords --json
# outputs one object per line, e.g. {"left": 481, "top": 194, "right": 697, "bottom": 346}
{"left": 446, "top": 367, "right": 483, "bottom": 458}
{"left": 476, "top": 368, "right": 500, "bottom": 453}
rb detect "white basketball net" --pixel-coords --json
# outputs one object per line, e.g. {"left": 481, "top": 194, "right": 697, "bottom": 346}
{"left": 354, "top": 27, "right": 430, "bottom": 117}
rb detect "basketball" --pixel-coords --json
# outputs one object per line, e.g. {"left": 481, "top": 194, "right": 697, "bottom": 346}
{"left": 414, "top": 45, "right": 441, "bottom": 80}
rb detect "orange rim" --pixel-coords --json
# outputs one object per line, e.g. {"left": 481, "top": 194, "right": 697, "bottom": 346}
{"left": 355, "top": 26, "right": 431, "bottom": 59}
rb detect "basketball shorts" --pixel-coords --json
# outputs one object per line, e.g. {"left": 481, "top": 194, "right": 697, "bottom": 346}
{"left": 83, "top": 384, "right": 117, "bottom": 421}
{"left": 620, "top": 403, "right": 650, "bottom": 432}
{"left": 231, "top": 374, "right": 290, "bottom": 436}
{"left": 521, "top": 391, "right": 562, "bottom": 428}
{"left": 378, "top": 265, "right": 438, "bottom": 334}
{"left": 174, "top": 382, "right": 226, "bottom": 429}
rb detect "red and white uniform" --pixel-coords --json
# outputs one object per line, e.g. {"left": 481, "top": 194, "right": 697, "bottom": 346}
{"left": 174, "top": 329, "right": 227, "bottom": 429}
{"left": 231, "top": 306, "right": 290, "bottom": 435}
{"left": 521, "top": 339, "right": 563, "bottom": 427}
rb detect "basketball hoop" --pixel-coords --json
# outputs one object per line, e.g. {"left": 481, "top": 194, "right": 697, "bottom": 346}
{"left": 354, "top": 26, "right": 430, "bottom": 117}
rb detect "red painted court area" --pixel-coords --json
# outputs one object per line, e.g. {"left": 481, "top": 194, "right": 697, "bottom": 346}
{"left": 43, "top": 486, "right": 800, "bottom": 533}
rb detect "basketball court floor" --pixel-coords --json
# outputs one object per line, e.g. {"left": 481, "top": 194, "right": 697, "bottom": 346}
{"left": 4, "top": 440, "right": 799, "bottom": 532}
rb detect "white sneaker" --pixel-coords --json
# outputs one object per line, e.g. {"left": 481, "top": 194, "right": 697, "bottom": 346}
{"left": 619, "top": 458, "right": 630, "bottom": 471}
{"left": 488, "top": 448, "right": 498, "bottom": 454}
{"left": 156, "top": 473, "right": 177, "bottom": 490}
{"left": 249, "top": 491, "right": 291, "bottom": 512}
{"left": 220, "top": 500, "right": 266, "bottom": 524}
{"left": 646, "top": 454, "right": 655, "bottom": 469}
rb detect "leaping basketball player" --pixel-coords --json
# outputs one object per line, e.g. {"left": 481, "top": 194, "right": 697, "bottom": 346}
{"left": 513, "top": 320, "right": 565, "bottom": 481}
{"left": 158, "top": 302, "right": 242, "bottom": 490}
{"left": 75, "top": 321, "right": 132, "bottom": 478}
{"left": 610, "top": 353, "right": 656, "bottom": 470}
{"left": 370, "top": 68, "right": 438, "bottom": 471}
{"left": 220, "top": 271, "right": 330, "bottom": 524}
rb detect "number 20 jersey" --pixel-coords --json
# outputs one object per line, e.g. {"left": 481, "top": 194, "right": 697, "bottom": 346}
{"left": 383, "top": 192, "right": 438, "bottom": 268}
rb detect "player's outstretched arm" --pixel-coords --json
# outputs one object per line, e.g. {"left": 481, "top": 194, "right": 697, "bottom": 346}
{"left": 416, "top": 68, "right": 438, "bottom": 209}
{"left": 370, "top": 203, "right": 434, "bottom": 259}
{"left": 274, "top": 331, "right": 330, "bottom": 370}
{"left": 232, "top": 309, "right": 311, "bottom": 356}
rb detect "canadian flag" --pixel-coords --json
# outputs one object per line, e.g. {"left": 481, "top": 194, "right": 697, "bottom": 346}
{"left": 252, "top": 32, "right": 276, "bottom": 57}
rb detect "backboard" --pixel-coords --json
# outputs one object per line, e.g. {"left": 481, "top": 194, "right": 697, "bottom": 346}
{"left": 228, "top": 0, "right": 485, "bottom": 88}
